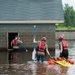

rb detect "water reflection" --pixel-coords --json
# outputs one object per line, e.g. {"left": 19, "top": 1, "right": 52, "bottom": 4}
{"left": 28, "top": 61, "right": 60, "bottom": 75}
{"left": 46, "top": 65, "right": 60, "bottom": 75}
{"left": 0, "top": 61, "right": 75, "bottom": 75}
{"left": 67, "top": 65, "right": 75, "bottom": 75}
{"left": 59, "top": 66, "right": 68, "bottom": 75}
{"left": 0, "top": 64, "right": 32, "bottom": 75}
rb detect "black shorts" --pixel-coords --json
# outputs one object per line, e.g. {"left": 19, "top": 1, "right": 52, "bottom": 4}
{"left": 13, "top": 48, "right": 19, "bottom": 52}
{"left": 62, "top": 50, "right": 68, "bottom": 59}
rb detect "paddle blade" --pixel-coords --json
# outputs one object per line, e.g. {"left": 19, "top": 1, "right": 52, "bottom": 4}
{"left": 26, "top": 49, "right": 28, "bottom": 52}
{"left": 32, "top": 48, "right": 36, "bottom": 61}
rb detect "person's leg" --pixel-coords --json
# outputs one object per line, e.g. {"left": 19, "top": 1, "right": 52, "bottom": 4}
{"left": 41, "top": 56, "right": 44, "bottom": 63}
{"left": 63, "top": 50, "right": 68, "bottom": 59}
{"left": 60, "top": 52, "right": 63, "bottom": 58}
{"left": 13, "top": 49, "right": 19, "bottom": 63}
{"left": 37, "top": 55, "right": 40, "bottom": 62}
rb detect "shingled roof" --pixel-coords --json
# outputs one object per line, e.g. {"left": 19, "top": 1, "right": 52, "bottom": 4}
{"left": 0, "top": 0, "right": 64, "bottom": 23}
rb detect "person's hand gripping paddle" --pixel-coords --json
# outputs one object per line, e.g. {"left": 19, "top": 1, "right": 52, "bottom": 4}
{"left": 32, "top": 25, "right": 36, "bottom": 61}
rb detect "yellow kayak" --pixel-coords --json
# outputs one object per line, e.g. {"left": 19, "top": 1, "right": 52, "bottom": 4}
{"left": 55, "top": 60, "right": 73, "bottom": 67}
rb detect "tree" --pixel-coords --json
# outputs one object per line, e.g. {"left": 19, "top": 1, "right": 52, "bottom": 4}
{"left": 64, "top": 4, "right": 75, "bottom": 27}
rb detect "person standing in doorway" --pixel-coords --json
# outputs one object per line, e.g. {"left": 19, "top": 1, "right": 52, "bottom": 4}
{"left": 11, "top": 36, "right": 23, "bottom": 63}
{"left": 33, "top": 37, "right": 50, "bottom": 63}
{"left": 58, "top": 36, "right": 69, "bottom": 59}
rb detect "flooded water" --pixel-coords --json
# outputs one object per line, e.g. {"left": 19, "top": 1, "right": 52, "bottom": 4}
{"left": 0, "top": 41, "right": 75, "bottom": 75}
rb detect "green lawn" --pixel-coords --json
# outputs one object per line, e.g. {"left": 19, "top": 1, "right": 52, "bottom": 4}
{"left": 56, "top": 26, "right": 75, "bottom": 30}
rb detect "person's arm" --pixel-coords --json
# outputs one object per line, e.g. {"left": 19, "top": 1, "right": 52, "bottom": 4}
{"left": 46, "top": 44, "right": 50, "bottom": 55}
{"left": 60, "top": 42, "right": 63, "bottom": 53}
{"left": 18, "top": 40, "right": 23, "bottom": 43}
{"left": 33, "top": 37, "right": 40, "bottom": 43}
{"left": 59, "top": 42, "right": 63, "bottom": 57}
{"left": 11, "top": 40, "right": 13, "bottom": 47}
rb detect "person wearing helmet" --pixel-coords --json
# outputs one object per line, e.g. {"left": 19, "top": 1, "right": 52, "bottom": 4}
{"left": 11, "top": 36, "right": 23, "bottom": 63}
{"left": 58, "top": 36, "right": 68, "bottom": 59}
{"left": 33, "top": 36, "right": 50, "bottom": 63}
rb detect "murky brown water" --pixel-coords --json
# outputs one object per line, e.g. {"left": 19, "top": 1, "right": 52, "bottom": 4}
{"left": 0, "top": 61, "right": 75, "bottom": 75}
{"left": 0, "top": 41, "right": 75, "bottom": 75}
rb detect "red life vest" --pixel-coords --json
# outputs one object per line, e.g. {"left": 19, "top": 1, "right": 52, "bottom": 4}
{"left": 38, "top": 41, "right": 46, "bottom": 52}
{"left": 13, "top": 39, "right": 18, "bottom": 46}
{"left": 62, "top": 40, "right": 68, "bottom": 50}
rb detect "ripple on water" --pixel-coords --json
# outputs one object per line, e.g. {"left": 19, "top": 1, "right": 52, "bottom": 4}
{"left": 67, "top": 64, "right": 75, "bottom": 75}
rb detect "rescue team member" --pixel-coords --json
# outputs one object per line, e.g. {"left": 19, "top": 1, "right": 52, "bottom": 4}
{"left": 58, "top": 36, "right": 68, "bottom": 59}
{"left": 33, "top": 37, "right": 50, "bottom": 63}
{"left": 11, "top": 36, "right": 23, "bottom": 63}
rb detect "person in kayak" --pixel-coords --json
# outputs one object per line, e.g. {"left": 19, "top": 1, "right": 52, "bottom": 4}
{"left": 58, "top": 36, "right": 69, "bottom": 59}
{"left": 33, "top": 36, "right": 50, "bottom": 63}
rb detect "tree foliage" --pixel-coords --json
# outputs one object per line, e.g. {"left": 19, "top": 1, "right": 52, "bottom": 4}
{"left": 64, "top": 4, "right": 75, "bottom": 27}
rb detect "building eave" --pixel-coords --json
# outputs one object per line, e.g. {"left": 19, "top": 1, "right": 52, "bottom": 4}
{"left": 0, "top": 20, "right": 64, "bottom": 24}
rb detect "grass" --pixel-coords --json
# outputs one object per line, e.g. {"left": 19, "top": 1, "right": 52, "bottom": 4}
{"left": 56, "top": 26, "right": 75, "bottom": 30}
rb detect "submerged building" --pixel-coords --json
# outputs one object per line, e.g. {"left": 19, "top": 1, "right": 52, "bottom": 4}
{"left": 0, "top": 0, "right": 64, "bottom": 63}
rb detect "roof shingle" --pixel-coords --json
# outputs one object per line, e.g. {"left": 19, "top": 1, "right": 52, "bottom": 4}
{"left": 0, "top": 0, "right": 64, "bottom": 21}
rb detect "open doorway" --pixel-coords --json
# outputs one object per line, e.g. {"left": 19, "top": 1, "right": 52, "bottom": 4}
{"left": 8, "top": 33, "right": 18, "bottom": 49}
